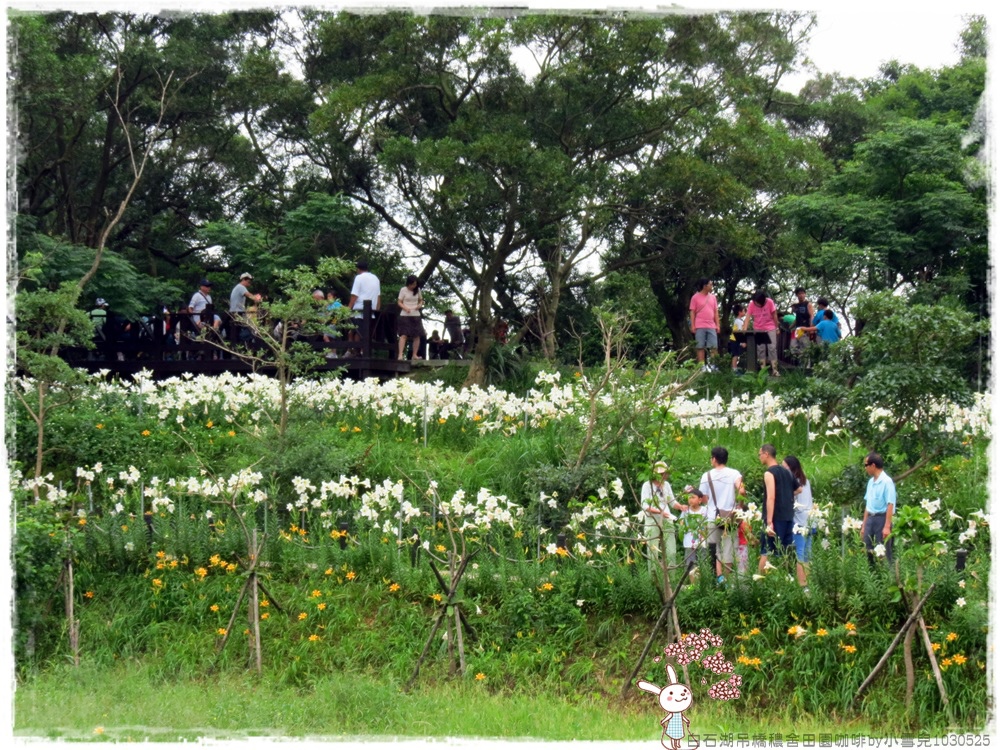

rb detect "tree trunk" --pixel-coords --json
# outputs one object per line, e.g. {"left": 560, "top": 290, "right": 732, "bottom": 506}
{"left": 34, "top": 382, "right": 48, "bottom": 483}
{"left": 463, "top": 310, "right": 495, "bottom": 388}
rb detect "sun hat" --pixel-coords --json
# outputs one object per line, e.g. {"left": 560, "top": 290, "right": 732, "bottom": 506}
{"left": 653, "top": 460, "right": 669, "bottom": 473}
{"left": 240, "top": 272, "right": 253, "bottom": 280}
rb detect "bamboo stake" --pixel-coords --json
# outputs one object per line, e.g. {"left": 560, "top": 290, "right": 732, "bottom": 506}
{"left": 454, "top": 600, "right": 466, "bottom": 676}
{"left": 855, "top": 584, "right": 936, "bottom": 700}
{"left": 64, "top": 556, "right": 80, "bottom": 667}
{"left": 250, "top": 529, "right": 262, "bottom": 675}
{"left": 622, "top": 559, "right": 695, "bottom": 697}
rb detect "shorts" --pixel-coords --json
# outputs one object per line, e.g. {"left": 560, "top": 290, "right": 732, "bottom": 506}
{"left": 706, "top": 521, "right": 736, "bottom": 564}
{"left": 754, "top": 330, "right": 777, "bottom": 362}
{"left": 727, "top": 340, "right": 745, "bottom": 358}
{"left": 760, "top": 519, "right": 794, "bottom": 556}
{"left": 695, "top": 328, "right": 718, "bottom": 349}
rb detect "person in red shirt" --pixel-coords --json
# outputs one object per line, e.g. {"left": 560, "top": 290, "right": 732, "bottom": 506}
{"left": 688, "top": 278, "right": 721, "bottom": 372}
{"left": 746, "top": 290, "right": 781, "bottom": 376}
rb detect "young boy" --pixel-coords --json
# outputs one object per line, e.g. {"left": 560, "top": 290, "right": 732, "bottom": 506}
{"left": 681, "top": 489, "right": 708, "bottom": 570}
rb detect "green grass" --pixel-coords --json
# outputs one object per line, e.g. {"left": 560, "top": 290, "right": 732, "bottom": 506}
{"left": 14, "top": 662, "right": 879, "bottom": 742}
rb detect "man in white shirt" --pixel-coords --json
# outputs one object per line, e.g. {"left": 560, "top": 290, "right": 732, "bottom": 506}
{"left": 188, "top": 279, "right": 214, "bottom": 331}
{"left": 347, "top": 260, "right": 381, "bottom": 351}
{"left": 698, "top": 446, "right": 746, "bottom": 582}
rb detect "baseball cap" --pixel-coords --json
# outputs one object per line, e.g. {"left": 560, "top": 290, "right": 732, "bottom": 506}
{"left": 240, "top": 272, "right": 253, "bottom": 280}
{"left": 96, "top": 298, "right": 107, "bottom": 307}
{"left": 199, "top": 279, "right": 214, "bottom": 287}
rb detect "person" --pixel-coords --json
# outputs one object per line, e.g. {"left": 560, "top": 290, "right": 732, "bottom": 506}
{"left": 746, "top": 290, "right": 780, "bottom": 376}
{"left": 323, "top": 291, "right": 344, "bottom": 358}
{"left": 791, "top": 288, "right": 814, "bottom": 330}
{"left": 728, "top": 303, "right": 747, "bottom": 374}
{"left": 697, "top": 446, "right": 746, "bottom": 582}
{"left": 861, "top": 452, "right": 896, "bottom": 567}
{"left": 442, "top": 310, "right": 465, "bottom": 359}
{"left": 187, "top": 279, "right": 215, "bottom": 333}
{"left": 815, "top": 309, "right": 841, "bottom": 344}
{"left": 736, "top": 517, "right": 752, "bottom": 575}
{"left": 89, "top": 298, "right": 109, "bottom": 336}
{"left": 642, "top": 460, "right": 687, "bottom": 574}
{"left": 229, "top": 272, "right": 262, "bottom": 342}
{"left": 396, "top": 275, "right": 426, "bottom": 361}
{"left": 812, "top": 297, "right": 840, "bottom": 328}
{"left": 758, "top": 444, "right": 797, "bottom": 573}
{"left": 689, "top": 277, "right": 721, "bottom": 371}
{"left": 347, "top": 260, "right": 381, "bottom": 351}
{"left": 784, "top": 455, "right": 813, "bottom": 589}
{"left": 680, "top": 491, "right": 706, "bottom": 570}
{"left": 428, "top": 330, "right": 443, "bottom": 359}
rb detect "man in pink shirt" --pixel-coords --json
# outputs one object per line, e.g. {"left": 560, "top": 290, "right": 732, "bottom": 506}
{"left": 689, "top": 278, "right": 721, "bottom": 372}
{"left": 747, "top": 290, "right": 781, "bottom": 376}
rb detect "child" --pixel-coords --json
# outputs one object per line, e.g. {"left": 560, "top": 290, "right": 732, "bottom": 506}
{"left": 680, "top": 490, "right": 707, "bottom": 570}
{"left": 729, "top": 304, "right": 747, "bottom": 373}
{"left": 736, "top": 517, "right": 751, "bottom": 575}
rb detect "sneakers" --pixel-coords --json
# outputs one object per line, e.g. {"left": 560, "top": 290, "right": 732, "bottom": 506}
{"left": 716, "top": 575, "right": 726, "bottom": 585}
{"left": 701, "top": 364, "right": 719, "bottom": 373}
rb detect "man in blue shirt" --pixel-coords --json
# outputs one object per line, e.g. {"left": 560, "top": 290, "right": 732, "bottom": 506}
{"left": 812, "top": 297, "right": 840, "bottom": 327}
{"left": 861, "top": 452, "right": 896, "bottom": 567}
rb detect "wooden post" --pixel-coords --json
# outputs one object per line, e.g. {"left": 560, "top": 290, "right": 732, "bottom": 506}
{"left": 64, "top": 556, "right": 80, "bottom": 668}
{"left": 250, "top": 529, "right": 262, "bottom": 675}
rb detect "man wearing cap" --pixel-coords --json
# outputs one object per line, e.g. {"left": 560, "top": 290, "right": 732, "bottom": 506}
{"left": 89, "top": 298, "right": 109, "bottom": 336}
{"left": 347, "top": 260, "right": 380, "bottom": 351}
{"left": 188, "top": 279, "right": 214, "bottom": 331}
{"left": 642, "top": 460, "right": 687, "bottom": 575}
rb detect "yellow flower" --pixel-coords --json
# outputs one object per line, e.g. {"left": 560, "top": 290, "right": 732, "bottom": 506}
{"left": 156, "top": 550, "right": 166, "bottom": 559}
{"left": 260, "top": 599, "right": 269, "bottom": 608}
{"left": 195, "top": 567, "right": 208, "bottom": 579}
{"left": 228, "top": 430, "right": 236, "bottom": 437}
{"left": 121, "top": 525, "right": 128, "bottom": 532}
{"left": 475, "top": 673, "right": 486, "bottom": 680}
{"left": 156, "top": 562, "right": 165, "bottom": 570}
{"left": 309, "top": 634, "right": 320, "bottom": 642}
{"left": 555, "top": 547, "right": 570, "bottom": 557}
{"left": 576, "top": 533, "right": 586, "bottom": 540}
{"left": 539, "top": 582, "right": 555, "bottom": 591}
{"left": 514, "top": 530, "right": 523, "bottom": 538}
{"left": 340, "top": 426, "right": 349, "bottom": 432}
{"left": 573, "top": 372, "right": 581, "bottom": 378}
{"left": 78, "top": 518, "right": 87, "bottom": 526}
{"left": 953, "top": 653, "right": 967, "bottom": 665}
{"left": 436, "top": 544, "right": 447, "bottom": 552}
{"left": 169, "top": 560, "right": 178, "bottom": 569}
{"left": 311, "top": 589, "right": 322, "bottom": 598}
{"left": 675, "top": 436, "right": 683, "bottom": 443}
{"left": 226, "top": 563, "right": 237, "bottom": 573}
{"left": 217, "top": 628, "right": 227, "bottom": 636}
{"left": 141, "top": 430, "right": 151, "bottom": 437}
{"left": 941, "top": 658, "right": 953, "bottom": 668}
{"left": 748, "top": 628, "right": 761, "bottom": 636}
{"left": 298, "top": 612, "right": 308, "bottom": 621}
{"left": 260, "top": 612, "right": 269, "bottom": 620}
{"left": 816, "top": 628, "right": 828, "bottom": 637}
{"left": 96, "top": 423, "right": 104, "bottom": 429}
{"left": 438, "top": 418, "right": 447, "bottom": 424}
{"left": 947, "top": 632, "right": 958, "bottom": 642}
{"left": 152, "top": 579, "right": 163, "bottom": 589}
{"left": 346, "top": 571, "right": 356, "bottom": 581}
{"left": 841, "top": 643, "right": 857, "bottom": 654}
{"left": 352, "top": 426, "right": 362, "bottom": 433}
{"left": 932, "top": 642, "right": 941, "bottom": 652}
{"left": 389, "top": 583, "right": 401, "bottom": 593}
{"left": 325, "top": 568, "right": 333, "bottom": 576}
{"left": 472, "top": 414, "right": 482, "bottom": 421}
{"left": 933, "top": 465, "right": 941, "bottom": 471}
{"left": 788, "top": 625, "right": 807, "bottom": 639}
{"left": 844, "top": 622, "right": 856, "bottom": 632}
{"left": 210, "top": 604, "right": 219, "bottom": 612}
{"left": 430, "top": 593, "right": 443, "bottom": 603}
{"left": 84, "top": 591, "right": 94, "bottom": 599}
{"left": 209, "top": 554, "right": 221, "bottom": 567}
{"left": 206, "top": 420, "right": 214, "bottom": 428}
{"left": 317, "top": 603, "right": 326, "bottom": 611}
{"left": 94, "top": 727, "right": 104, "bottom": 735}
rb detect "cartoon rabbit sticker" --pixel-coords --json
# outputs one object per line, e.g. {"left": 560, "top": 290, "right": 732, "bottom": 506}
{"left": 638, "top": 664, "right": 697, "bottom": 750}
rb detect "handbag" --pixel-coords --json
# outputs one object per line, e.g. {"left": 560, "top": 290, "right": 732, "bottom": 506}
{"left": 707, "top": 473, "right": 735, "bottom": 522}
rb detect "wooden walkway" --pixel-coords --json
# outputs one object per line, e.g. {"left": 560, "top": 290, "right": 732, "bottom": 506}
{"left": 61, "top": 303, "right": 467, "bottom": 381}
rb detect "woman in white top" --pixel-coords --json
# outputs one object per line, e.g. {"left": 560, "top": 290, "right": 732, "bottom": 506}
{"left": 396, "top": 275, "right": 426, "bottom": 361}
{"left": 642, "top": 460, "right": 687, "bottom": 573}
{"left": 783, "top": 454, "right": 813, "bottom": 589}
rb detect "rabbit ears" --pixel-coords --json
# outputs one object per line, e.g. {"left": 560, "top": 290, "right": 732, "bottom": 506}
{"left": 637, "top": 665, "right": 679, "bottom": 695}
{"left": 665, "top": 664, "right": 678, "bottom": 684}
